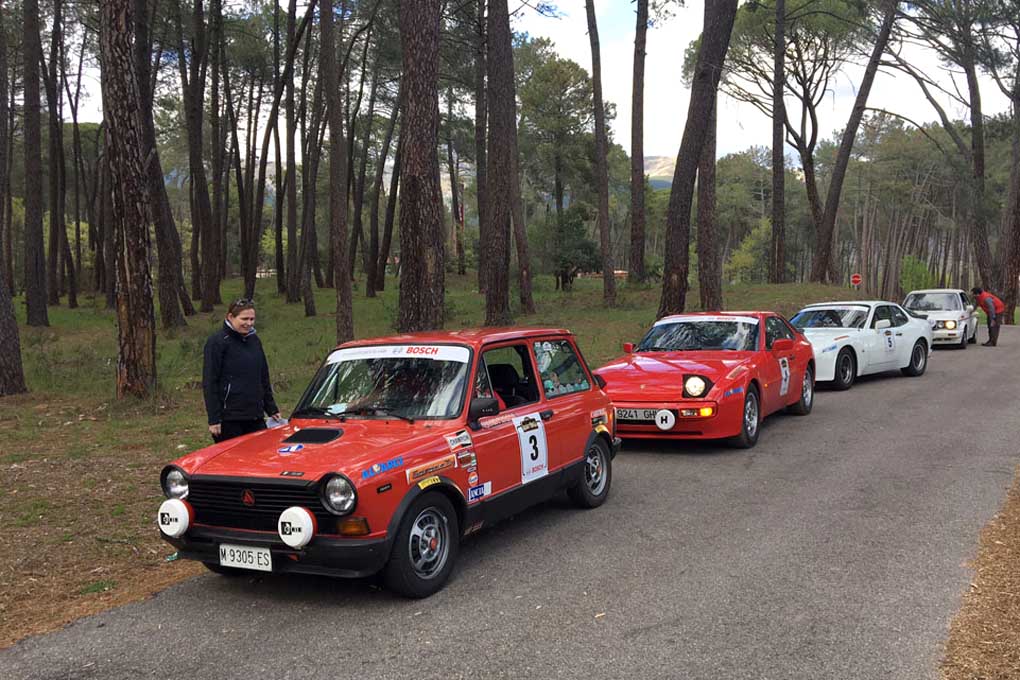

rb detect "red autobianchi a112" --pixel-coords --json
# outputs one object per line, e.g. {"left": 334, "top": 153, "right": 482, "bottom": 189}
{"left": 158, "top": 328, "right": 619, "bottom": 597}
{"left": 594, "top": 312, "right": 815, "bottom": 448}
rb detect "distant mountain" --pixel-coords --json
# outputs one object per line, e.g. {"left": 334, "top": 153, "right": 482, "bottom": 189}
{"left": 644, "top": 156, "right": 675, "bottom": 189}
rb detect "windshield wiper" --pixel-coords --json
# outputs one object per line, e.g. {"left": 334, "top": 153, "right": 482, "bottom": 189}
{"left": 341, "top": 404, "right": 415, "bottom": 424}
{"left": 290, "top": 405, "right": 343, "bottom": 420}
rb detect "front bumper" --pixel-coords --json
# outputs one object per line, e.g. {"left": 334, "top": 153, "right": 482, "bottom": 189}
{"left": 932, "top": 328, "right": 965, "bottom": 344}
{"left": 612, "top": 400, "right": 741, "bottom": 440}
{"left": 163, "top": 524, "right": 392, "bottom": 578}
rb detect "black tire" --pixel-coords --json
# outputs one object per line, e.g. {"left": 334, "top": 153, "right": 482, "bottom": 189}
{"left": 832, "top": 349, "right": 856, "bottom": 391}
{"left": 202, "top": 562, "right": 248, "bottom": 577}
{"left": 568, "top": 437, "right": 613, "bottom": 508}
{"left": 730, "top": 385, "right": 761, "bottom": 449}
{"left": 787, "top": 364, "right": 814, "bottom": 416}
{"left": 901, "top": 340, "right": 929, "bottom": 377}
{"left": 958, "top": 330, "right": 967, "bottom": 350}
{"left": 383, "top": 492, "right": 459, "bottom": 598}
{"left": 968, "top": 326, "right": 977, "bottom": 344}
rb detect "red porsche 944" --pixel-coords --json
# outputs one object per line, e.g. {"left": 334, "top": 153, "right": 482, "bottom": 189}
{"left": 157, "top": 328, "right": 619, "bottom": 597}
{"left": 594, "top": 312, "right": 815, "bottom": 448}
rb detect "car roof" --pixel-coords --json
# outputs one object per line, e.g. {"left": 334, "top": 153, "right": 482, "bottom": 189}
{"left": 801, "top": 300, "right": 888, "bottom": 308}
{"left": 335, "top": 327, "right": 574, "bottom": 351}
{"left": 907, "top": 288, "right": 966, "bottom": 294}
{"left": 657, "top": 311, "right": 773, "bottom": 322}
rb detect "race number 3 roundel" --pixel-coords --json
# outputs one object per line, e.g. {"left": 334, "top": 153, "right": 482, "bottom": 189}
{"left": 513, "top": 413, "right": 549, "bottom": 484}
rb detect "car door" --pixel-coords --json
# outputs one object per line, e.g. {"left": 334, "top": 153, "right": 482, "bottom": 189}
{"left": 469, "top": 343, "right": 549, "bottom": 504}
{"left": 864, "top": 305, "right": 898, "bottom": 372}
{"left": 889, "top": 305, "right": 918, "bottom": 367}
{"left": 761, "top": 316, "right": 796, "bottom": 414}
{"left": 959, "top": 292, "right": 977, "bottom": 339}
{"left": 531, "top": 337, "right": 594, "bottom": 471}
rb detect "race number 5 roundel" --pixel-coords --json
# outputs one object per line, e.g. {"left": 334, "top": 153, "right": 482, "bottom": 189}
{"left": 513, "top": 413, "right": 549, "bottom": 484}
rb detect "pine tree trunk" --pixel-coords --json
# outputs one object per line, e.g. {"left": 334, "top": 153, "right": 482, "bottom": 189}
{"left": 658, "top": 0, "right": 737, "bottom": 318}
{"left": 284, "top": 0, "right": 299, "bottom": 301}
{"left": 999, "top": 108, "right": 1020, "bottom": 323}
{"left": 483, "top": 0, "right": 514, "bottom": 326}
{"left": 45, "top": 0, "right": 68, "bottom": 306}
{"left": 697, "top": 97, "right": 722, "bottom": 311}
{"left": 586, "top": 0, "right": 616, "bottom": 307}
{"left": 0, "top": 0, "right": 24, "bottom": 394}
{"left": 510, "top": 118, "right": 534, "bottom": 314}
{"left": 377, "top": 135, "right": 402, "bottom": 292}
{"left": 474, "top": 0, "right": 488, "bottom": 292}
{"left": 769, "top": 0, "right": 786, "bottom": 284}
{"left": 101, "top": 0, "right": 157, "bottom": 398}
{"left": 353, "top": 61, "right": 380, "bottom": 283}
{"left": 445, "top": 92, "right": 462, "bottom": 279}
{"left": 398, "top": 0, "right": 446, "bottom": 332}
{"left": 321, "top": 0, "right": 353, "bottom": 342}
{"left": 368, "top": 88, "right": 400, "bottom": 297}
{"left": 629, "top": 0, "right": 648, "bottom": 283}
{"left": 204, "top": 0, "right": 224, "bottom": 311}
{"left": 22, "top": 0, "right": 49, "bottom": 326}
{"left": 811, "top": 0, "right": 896, "bottom": 282}
{"left": 0, "top": 3, "right": 8, "bottom": 292}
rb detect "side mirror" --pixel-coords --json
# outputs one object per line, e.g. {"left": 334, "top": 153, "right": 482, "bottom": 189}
{"left": 468, "top": 397, "right": 499, "bottom": 429}
{"left": 966, "top": 304, "right": 975, "bottom": 313}
{"left": 771, "top": 338, "right": 794, "bottom": 352}
{"left": 875, "top": 319, "right": 891, "bottom": 330}
{"left": 594, "top": 374, "right": 607, "bottom": 389}
{"left": 623, "top": 342, "right": 635, "bottom": 353}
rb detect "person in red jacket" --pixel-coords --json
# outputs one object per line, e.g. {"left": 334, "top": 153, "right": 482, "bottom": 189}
{"left": 971, "top": 287, "right": 1006, "bottom": 346}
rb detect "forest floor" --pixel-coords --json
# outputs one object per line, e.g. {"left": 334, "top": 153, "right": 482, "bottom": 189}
{"left": 0, "top": 273, "right": 1015, "bottom": 679}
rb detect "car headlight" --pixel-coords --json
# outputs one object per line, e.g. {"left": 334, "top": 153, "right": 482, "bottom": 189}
{"left": 321, "top": 475, "right": 357, "bottom": 515}
{"left": 161, "top": 466, "right": 189, "bottom": 499}
{"left": 944, "top": 320, "right": 957, "bottom": 330}
{"left": 684, "top": 376, "right": 708, "bottom": 398}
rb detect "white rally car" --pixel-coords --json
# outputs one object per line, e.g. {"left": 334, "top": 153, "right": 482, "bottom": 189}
{"left": 902, "top": 288, "right": 978, "bottom": 349}
{"left": 789, "top": 301, "right": 934, "bottom": 390}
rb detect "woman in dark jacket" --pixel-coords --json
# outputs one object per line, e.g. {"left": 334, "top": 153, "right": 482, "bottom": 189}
{"left": 202, "top": 299, "right": 280, "bottom": 442}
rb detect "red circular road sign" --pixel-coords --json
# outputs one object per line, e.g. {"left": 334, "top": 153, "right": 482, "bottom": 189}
{"left": 851, "top": 273, "right": 862, "bottom": 286}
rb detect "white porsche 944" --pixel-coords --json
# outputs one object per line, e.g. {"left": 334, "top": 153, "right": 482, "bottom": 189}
{"left": 789, "top": 301, "right": 934, "bottom": 390}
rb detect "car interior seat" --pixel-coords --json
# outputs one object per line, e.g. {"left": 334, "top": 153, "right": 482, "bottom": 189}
{"left": 488, "top": 364, "right": 528, "bottom": 407}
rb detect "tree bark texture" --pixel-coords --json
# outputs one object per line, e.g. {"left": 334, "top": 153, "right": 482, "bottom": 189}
{"left": 474, "top": 0, "right": 488, "bottom": 292}
{"left": 398, "top": 0, "right": 446, "bottom": 332}
{"left": 322, "top": 0, "right": 353, "bottom": 342}
{"left": 810, "top": 0, "right": 897, "bottom": 282}
{"left": 445, "top": 93, "right": 464, "bottom": 280}
{"left": 377, "top": 134, "right": 402, "bottom": 292}
{"left": 629, "top": 0, "right": 648, "bottom": 283}
{"left": 368, "top": 89, "right": 400, "bottom": 297}
{"left": 769, "top": 0, "right": 786, "bottom": 284}
{"left": 586, "top": 0, "right": 617, "bottom": 307}
{"left": 483, "top": 0, "right": 514, "bottom": 326}
{"left": 0, "top": 0, "right": 8, "bottom": 289}
{"left": 23, "top": 0, "right": 49, "bottom": 325}
{"left": 101, "top": 0, "right": 158, "bottom": 398}
{"left": 284, "top": 0, "right": 300, "bottom": 301}
{"left": 697, "top": 97, "right": 722, "bottom": 311}
{"left": 204, "top": 0, "right": 224, "bottom": 311}
{"left": 45, "top": 0, "right": 65, "bottom": 306}
{"left": 510, "top": 114, "right": 534, "bottom": 314}
{"left": 353, "top": 60, "right": 381, "bottom": 283}
{"left": 658, "top": 0, "right": 737, "bottom": 318}
{"left": 999, "top": 111, "right": 1020, "bottom": 322}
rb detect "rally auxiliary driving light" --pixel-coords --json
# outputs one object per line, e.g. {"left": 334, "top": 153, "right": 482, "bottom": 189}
{"left": 157, "top": 498, "right": 193, "bottom": 538}
{"left": 278, "top": 507, "right": 317, "bottom": 548}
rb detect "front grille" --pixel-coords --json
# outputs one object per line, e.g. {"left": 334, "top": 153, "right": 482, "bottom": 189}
{"left": 188, "top": 477, "right": 338, "bottom": 534}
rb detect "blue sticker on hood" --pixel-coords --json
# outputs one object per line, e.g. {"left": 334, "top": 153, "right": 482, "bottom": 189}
{"left": 278, "top": 444, "right": 305, "bottom": 454}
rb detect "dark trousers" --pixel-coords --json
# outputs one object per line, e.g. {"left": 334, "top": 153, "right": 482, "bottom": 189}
{"left": 213, "top": 418, "right": 266, "bottom": 443}
{"left": 986, "top": 316, "right": 1002, "bottom": 346}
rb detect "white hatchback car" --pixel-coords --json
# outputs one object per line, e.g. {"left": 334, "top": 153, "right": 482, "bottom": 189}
{"left": 790, "top": 301, "right": 934, "bottom": 390}
{"left": 902, "top": 289, "right": 978, "bottom": 349}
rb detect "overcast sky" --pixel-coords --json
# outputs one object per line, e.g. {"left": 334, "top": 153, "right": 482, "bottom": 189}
{"left": 516, "top": 1, "right": 1013, "bottom": 161}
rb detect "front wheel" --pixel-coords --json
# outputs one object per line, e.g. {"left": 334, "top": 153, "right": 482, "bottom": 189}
{"left": 787, "top": 365, "right": 814, "bottom": 416}
{"left": 968, "top": 326, "right": 977, "bottom": 344}
{"left": 383, "top": 492, "right": 459, "bottom": 598}
{"left": 730, "top": 386, "right": 761, "bottom": 449}
{"left": 568, "top": 437, "right": 613, "bottom": 508}
{"left": 958, "top": 331, "right": 968, "bottom": 350}
{"left": 901, "top": 340, "right": 928, "bottom": 377}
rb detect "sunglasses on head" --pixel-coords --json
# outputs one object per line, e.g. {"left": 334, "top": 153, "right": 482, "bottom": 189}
{"left": 228, "top": 298, "right": 255, "bottom": 314}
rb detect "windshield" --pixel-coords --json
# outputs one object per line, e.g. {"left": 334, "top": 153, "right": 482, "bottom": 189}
{"left": 294, "top": 345, "right": 470, "bottom": 420}
{"left": 903, "top": 292, "right": 961, "bottom": 312}
{"left": 791, "top": 307, "right": 869, "bottom": 329}
{"left": 637, "top": 317, "right": 759, "bottom": 352}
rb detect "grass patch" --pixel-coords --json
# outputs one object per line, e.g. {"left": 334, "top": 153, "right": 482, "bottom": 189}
{"left": 0, "top": 272, "right": 858, "bottom": 647}
{"left": 78, "top": 580, "right": 116, "bottom": 595}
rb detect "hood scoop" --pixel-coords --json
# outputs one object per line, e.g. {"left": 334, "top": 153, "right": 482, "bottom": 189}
{"left": 283, "top": 428, "right": 343, "bottom": 445}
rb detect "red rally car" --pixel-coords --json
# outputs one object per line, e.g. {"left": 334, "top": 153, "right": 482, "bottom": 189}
{"left": 594, "top": 312, "right": 815, "bottom": 448}
{"left": 157, "top": 328, "right": 619, "bottom": 597}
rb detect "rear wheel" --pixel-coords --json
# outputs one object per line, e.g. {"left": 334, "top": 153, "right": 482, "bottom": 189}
{"left": 968, "top": 325, "right": 977, "bottom": 344}
{"left": 787, "top": 365, "right": 814, "bottom": 415}
{"left": 832, "top": 349, "right": 856, "bottom": 391}
{"left": 383, "top": 492, "right": 459, "bottom": 598}
{"left": 958, "top": 331, "right": 967, "bottom": 350}
{"left": 568, "top": 437, "right": 613, "bottom": 508}
{"left": 901, "top": 340, "right": 928, "bottom": 377}
{"left": 730, "top": 386, "right": 761, "bottom": 449}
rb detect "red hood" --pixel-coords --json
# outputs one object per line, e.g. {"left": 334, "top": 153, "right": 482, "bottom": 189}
{"left": 595, "top": 351, "right": 754, "bottom": 401}
{"left": 176, "top": 419, "right": 451, "bottom": 483}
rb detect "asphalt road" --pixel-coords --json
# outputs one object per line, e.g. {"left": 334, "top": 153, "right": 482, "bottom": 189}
{"left": 3, "top": 330, "right": 1018, "bottom": 680}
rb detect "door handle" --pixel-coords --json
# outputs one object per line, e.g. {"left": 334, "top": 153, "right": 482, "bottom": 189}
{"left": 895, "top": 332, "right": 903, "bottom": 336}
{"left": 540, "top": 409, "right": 554, "bottom": 421}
